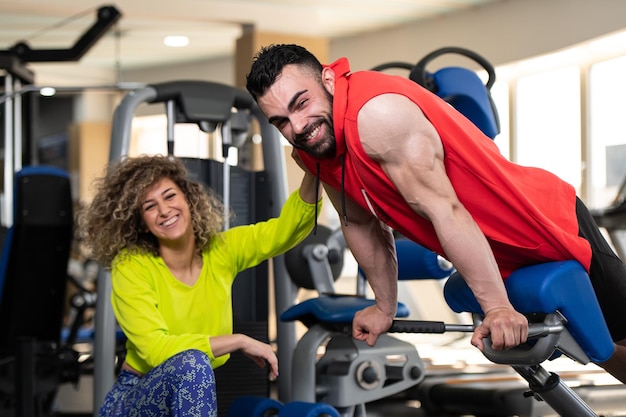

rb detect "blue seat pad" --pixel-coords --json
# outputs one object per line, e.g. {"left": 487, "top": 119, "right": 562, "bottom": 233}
{"left": 444, "top": 260, "right": 614, "bottom": 363}
{"left": 281, "top": 295, "right": 409, "bottom": 323}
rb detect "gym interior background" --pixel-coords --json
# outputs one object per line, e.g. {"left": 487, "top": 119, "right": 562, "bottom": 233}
{"left": 3, "top": 0, "right": 626, "bottom": 416}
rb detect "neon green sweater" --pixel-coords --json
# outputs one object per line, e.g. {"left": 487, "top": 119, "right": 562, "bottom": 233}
{"left": 111, "top": 189, "right": 319, "bottom": 375}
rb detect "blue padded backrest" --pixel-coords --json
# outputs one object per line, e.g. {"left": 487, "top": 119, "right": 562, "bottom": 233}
{"left": 432, "top": 67, "right": 500, "bottom": 139}
{"left": 358, "top": 237, "right": 454, "bottom": 280}
{"left": 0, "top": 165, "right": 73, "bottom": 354}
{"left": 444, "top": 261, "right": 614, "bottom": 363}
{"left": 358, "top": 238, "right": 454, "bottom": 282}
{"left": 395, "top": 238, "right": 454, "bottom": 280}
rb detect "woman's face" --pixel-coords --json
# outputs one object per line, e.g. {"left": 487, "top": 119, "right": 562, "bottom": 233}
{"left": 140, "top": 177, "right": 193, "bottom": 244}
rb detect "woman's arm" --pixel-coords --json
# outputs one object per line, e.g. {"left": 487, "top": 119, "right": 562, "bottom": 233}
{"left": 292, "top": 147, "right": 322, "bottom": 204}
{"left": 209, "top": 334, "right": 279, "bottom": 380}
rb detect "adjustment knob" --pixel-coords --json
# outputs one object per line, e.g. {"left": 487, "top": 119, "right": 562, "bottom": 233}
{"left": 355, "top": 360, "right": 383, "bottom": 390}
{"left": 362, "top": 366, "right": 378, "bottom": 384}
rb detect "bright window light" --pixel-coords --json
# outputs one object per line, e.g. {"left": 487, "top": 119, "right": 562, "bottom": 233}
{"left": 163, "top": 35, "right": 189, "bottom": 47}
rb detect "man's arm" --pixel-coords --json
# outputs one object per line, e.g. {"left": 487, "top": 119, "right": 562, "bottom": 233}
{"left": 322, "top": 184, "right": 399, "bottom": 346}
{"left": 358, "top": 93, "right": 528, "bottom": 351}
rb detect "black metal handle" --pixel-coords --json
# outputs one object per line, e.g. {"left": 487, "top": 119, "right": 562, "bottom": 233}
{"left": 389, "top": 319, "right": 446, "bottom": 334}
{"left": 410, "top": 46, "right": 497, "bottom": 91}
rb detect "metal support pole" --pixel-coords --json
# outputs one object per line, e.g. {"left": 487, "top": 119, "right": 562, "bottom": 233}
{"left": 252, "top": 105, "right": 295, "bottom": 402}
{"left": 3, "top": 73, "right": 14, "bottom": 227}
{"left": 514, "top": 365, "right": 599, "bottom": 417}
{"left": 93, "top": 86, "right": 157, "bottom": 414}
{"left": 13, "top": 78, "right": 22, "bottom": 173}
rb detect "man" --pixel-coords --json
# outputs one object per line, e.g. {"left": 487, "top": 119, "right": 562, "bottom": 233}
{"left": 245, "top": 43, "right": 626, "bottom": 384}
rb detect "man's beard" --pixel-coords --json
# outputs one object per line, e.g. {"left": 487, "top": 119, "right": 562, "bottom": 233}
{"left": 293, "top": 116, "right": 336, "bottom": 159}
{"left": 292, "top": 90, "right": 336, "bottom": 159}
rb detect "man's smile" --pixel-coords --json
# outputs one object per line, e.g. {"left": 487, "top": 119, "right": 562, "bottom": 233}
{"left": 296, "top": 121, "right": 323, "bottom": 145}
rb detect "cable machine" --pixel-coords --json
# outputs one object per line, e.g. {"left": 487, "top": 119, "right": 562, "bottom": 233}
{"left": 95, "top": 80, "right": 301, "bottom": 415}
{"left": 0, "top": 4, "right": 122, "bottom": 227}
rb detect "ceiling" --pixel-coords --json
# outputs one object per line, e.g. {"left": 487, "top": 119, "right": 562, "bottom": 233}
{"left": 0, "top": 0, "right": 504, "bottom": 80}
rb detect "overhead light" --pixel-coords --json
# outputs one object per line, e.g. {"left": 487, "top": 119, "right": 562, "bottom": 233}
{"left": 39, "top": 87, "right": 56, "bottom": 96}
{"left": 163, "top": 35, "right": 189, "bottom": 47}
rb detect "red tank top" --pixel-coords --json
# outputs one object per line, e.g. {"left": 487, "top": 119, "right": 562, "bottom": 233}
{"left": 298, "top": 58, "right": 592, "bottom": 278}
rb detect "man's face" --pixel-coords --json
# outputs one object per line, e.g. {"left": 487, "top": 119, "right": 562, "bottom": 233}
{"left": 258, "top": 64, "right": 336, "bottom": 159}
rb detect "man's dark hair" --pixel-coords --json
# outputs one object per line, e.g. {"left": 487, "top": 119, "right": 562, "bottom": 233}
{"left": 246, "top": 43, "right": 323, "bottom": 102}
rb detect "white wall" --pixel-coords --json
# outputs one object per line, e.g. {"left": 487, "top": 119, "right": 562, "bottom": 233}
{"left": 121, "top": 55, "right": 234, "bottom": 86}
{"left": 330, "top": 0, "right": 626, "bottom": 72}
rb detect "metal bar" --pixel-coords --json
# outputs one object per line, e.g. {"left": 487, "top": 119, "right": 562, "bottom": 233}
{"left": 252, "top": 104, "right": 294, "bottom": 402}
{"left": 13, "top": 77, "right": 22, "bottom": 172}
{"left": 94, "top": 86, "right": 157, "bottom": 414}
{"left": 166, "top": 100, "right": 175, "bottom": 155}
{"left": 3, "top": 73, "right": 14, "bottom": 227}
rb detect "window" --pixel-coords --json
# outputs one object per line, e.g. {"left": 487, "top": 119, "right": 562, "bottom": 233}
{"left": 130, "top": 115, "right": 220, "bottom": 161}
{"left": 490, "top": 79, "right": 510, "bottom": 159}
{"left": 514, "top": 66, "right": 582, "bottom": 192}
{"left": 589, "top": 56, "right": 626, "bottom": 208}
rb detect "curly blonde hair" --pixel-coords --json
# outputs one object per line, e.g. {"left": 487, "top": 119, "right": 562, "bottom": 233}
{"left": 77, "top": 155, "right": 225, "bottom": 268}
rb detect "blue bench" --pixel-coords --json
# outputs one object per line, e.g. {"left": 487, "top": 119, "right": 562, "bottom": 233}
{"left": 444, "top": 260, "right": 613, "bottom": 365}
{"left": 441, "top": 260, "right": 613, "bottom": 416}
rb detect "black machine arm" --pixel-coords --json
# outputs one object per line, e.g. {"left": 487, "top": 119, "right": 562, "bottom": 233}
{"left": 3, "top": 5, "right": 122, "bottom": 63}
{"left": 370, "top": 46, "right": 496, "bottom": 93}
{"left": 410, "top": 46, "right": 497, "bottom": 92}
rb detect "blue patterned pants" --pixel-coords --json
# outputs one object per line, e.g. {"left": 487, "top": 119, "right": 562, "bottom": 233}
{"left": 98, "top": 349, "right": 217, "bottom": 417}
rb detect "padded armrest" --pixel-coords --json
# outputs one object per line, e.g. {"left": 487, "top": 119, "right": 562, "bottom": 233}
{"left": 444, "top": 260, "right": 614, "bottom": 363}
{"left": 281, "top": 295, "right": 409, "bottom": 326}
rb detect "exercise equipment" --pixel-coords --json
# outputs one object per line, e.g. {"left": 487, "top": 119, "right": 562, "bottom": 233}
{"left": 1, "top": 4, "right": 122, "bottom": 228}
{"left": 98, "top": 79, "right": 293, "bottom": 415}
{"left": 227, "top": 396, "right": 340, "bottom": 417}
{"left": 0, "top": 7, "right": 129, "bottom": 415}
{"left": 590, "top": 174, "right": 626, "bottom": 260}
{"left": 228, "top": 396, "right": 284, "bottom": 417}
{"left": 372, "top": 46, "right": 500, "bottom": 140}
{"left": 282, "top": 224, "right": 626, "bottom": 416}
{"left": 281, "top": 227, "right": 454, "bottom": 417}
{"left": 389, "top": 259, "right": 623, "bottom": 416}
{"left": 0, "top": 166, "right": 77, "bottom": 417}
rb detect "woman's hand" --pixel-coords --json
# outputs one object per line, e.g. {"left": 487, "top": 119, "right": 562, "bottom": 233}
{"left": 239, "top": 335, "right": 279, "bottom": 381}
{"left": 292, "top": 148, "right": 321, "bottom": 204}
{"left": 291, "top": 148, "right": 309, "bottom": 173}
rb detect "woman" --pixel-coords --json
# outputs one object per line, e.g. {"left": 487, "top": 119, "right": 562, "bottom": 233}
{"left": 78, "top": 154, "right": 321, "bottom": 416}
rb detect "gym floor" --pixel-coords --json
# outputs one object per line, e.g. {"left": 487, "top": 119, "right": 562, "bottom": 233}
{"left": 51, "top": 332, "right": 625, "bottom": 417}
{"left": 52, "top": 343, "right": 626, "bottom": 417}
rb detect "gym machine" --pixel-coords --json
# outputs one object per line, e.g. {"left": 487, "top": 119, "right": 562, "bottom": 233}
{"left": 96, "top": 79, "right": 306, "bottom": 416}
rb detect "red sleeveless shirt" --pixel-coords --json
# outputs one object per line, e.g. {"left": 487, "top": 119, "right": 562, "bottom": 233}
{"left": 298, "top": 58, "right": 591, "bottom": 278}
